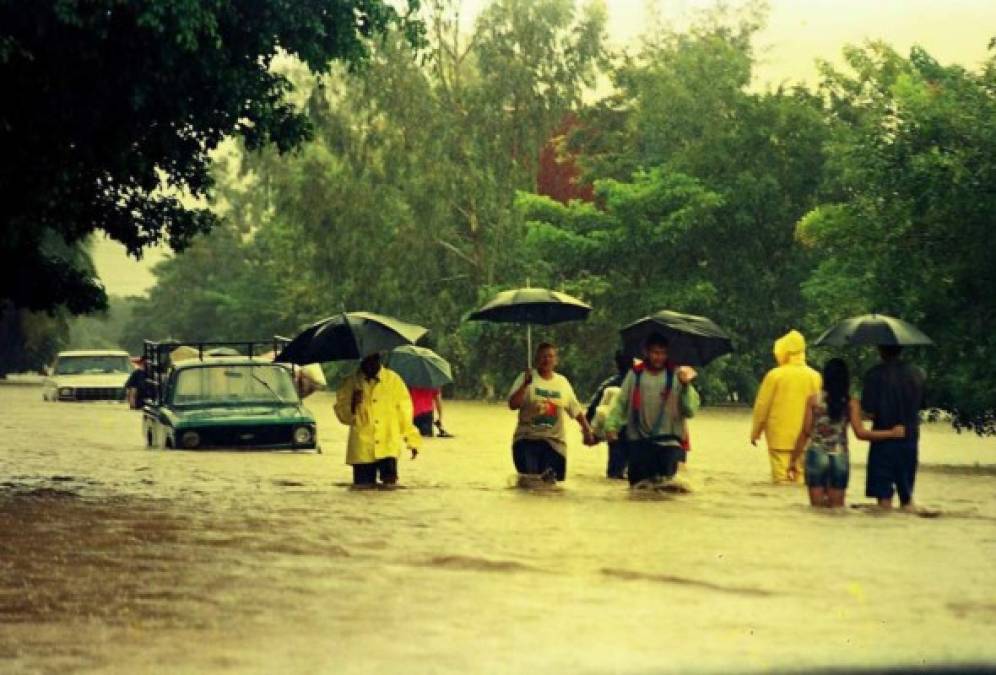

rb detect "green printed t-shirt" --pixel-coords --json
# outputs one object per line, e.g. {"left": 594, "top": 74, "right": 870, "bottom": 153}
{"left": 508, "top": 370, "right": 583, "bottom": 456}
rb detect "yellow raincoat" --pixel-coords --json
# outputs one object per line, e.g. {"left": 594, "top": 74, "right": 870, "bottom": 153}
{"left": 750, "top": 330, "right": 822, "bottom": 482}
{"left": 334, "top": 367, "right": 422, "bottom": 465}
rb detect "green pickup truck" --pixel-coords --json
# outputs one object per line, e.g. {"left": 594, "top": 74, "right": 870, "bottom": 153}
{"left": 141, "top": 341, "right": 317, "bottom": 451}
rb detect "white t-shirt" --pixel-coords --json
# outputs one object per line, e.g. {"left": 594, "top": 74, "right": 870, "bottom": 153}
{"left": 508, "top": 370, "right": 584, "bottom": 456}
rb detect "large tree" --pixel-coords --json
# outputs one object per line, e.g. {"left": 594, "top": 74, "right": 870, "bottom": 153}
{"left": 798, "top": 42, "right": 996, "bottom": 433}
{"left": 533, "top": 5, "right": 832, "bottom": 398}
{"left": 0, "top": 0, "right": 420, "bottom": 315}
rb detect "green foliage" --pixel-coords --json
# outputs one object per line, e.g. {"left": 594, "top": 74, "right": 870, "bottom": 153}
{"left": 35, "top": 1, "right": 996, "bottom": 431}
{"left": 66, "top": 296, "right": 143, "bottom": 353}
{"left": 799, "top": 42, "right": 996, "bottom": 432}
{"left": 543, "top": 5, "right": 831, "bottom": 400}
{"left": 0, "top": 0, "right": 421, "bottom": 315}
{"left": 0, "top": 303, "right": 69, "bottom": 376}
{"left": 123, "top": 0, "right": 607, "bottom": 396}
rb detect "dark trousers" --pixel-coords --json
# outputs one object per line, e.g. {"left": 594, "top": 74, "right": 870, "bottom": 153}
{"left": 512, "top": 439, "right": 566, "bottom": 481}
{"left": 628, "top": 439, "right": 685, "bottom": 486}
{"left": 606, "top": 439, "right": 629, "bottom": 479}
{"left": 414, "top": 412, "right": 434, "bottom": 437}
{"left": 866, "top": 441, "right": 918, "bottom": 505}
{"left": 352, "top": 457, "right": 398, "bottom": 485}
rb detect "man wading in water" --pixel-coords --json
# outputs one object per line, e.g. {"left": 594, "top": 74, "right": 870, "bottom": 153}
{"left": 603, "top": 333, "right": 699, "bottom": 488}
{"left": 508, "top": 342, "right": 596, "bottom": 483}
{"left": 334, "top": 353, "right": 422, "bottom": 489}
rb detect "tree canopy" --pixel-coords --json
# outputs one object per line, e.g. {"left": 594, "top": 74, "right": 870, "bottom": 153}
{"left": 9, "top": 1, "right": 996, "bottom": 432}
{"left": 0, "top": 0, "right": 421, "bottom": 315}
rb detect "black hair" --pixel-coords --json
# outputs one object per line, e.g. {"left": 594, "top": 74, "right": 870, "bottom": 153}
{"left": 879, "top": 345, "right": 902, "bottom": 360}
{"left": 822, "top": 358, "right": 850, "bottom": 421}
{"left": 644, "top": 333, "right": 669, "bottom": 350}
{"left": 535, "top": 342, "right": 557, "bottom": 355}
{"left": 613, "top": 350, "right": 630, "bottom": 374}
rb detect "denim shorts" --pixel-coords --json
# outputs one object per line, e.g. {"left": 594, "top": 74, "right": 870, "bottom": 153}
{"left": 804, "top": 448, "right": 849, "bottom": 490}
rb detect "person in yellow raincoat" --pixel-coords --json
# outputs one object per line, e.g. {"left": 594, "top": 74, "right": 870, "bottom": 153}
{"left": 334, "top": 353, "right": 422, "bottom": 488}
{"left": 750, "top": 330, "right": 822, "bottom": 483}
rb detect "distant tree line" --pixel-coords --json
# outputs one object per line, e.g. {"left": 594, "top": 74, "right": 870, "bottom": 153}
{"left": 2, "top": 1, "right": 994, "bottom": 432}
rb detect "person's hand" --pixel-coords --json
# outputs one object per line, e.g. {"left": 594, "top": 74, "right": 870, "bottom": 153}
{"left": 786, "top": 465, "right": 798, "bottom": 482}
{"left": 750, "top": 436, "right": 759, "bottom": 447}
{"left": 891, "top": 424, "right": 906, "bottom": 438}
{"left": 582, "top": 430, "right": 597, "bottom": 446}
{"left": 523, "top": 369, "right": 533, "bottom": 386}
{"left": 409, "top": 446, "right": 419, "bottom": 460}
{"left": 677, "top": 366, "right": 697, "bottom": 385}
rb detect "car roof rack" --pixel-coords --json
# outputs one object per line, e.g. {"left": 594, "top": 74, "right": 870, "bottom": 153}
{"left": 141, "top": 338, "right": 291, "bottom": 404}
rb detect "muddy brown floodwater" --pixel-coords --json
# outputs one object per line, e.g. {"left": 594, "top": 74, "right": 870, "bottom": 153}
{"left": 1, "top": 382, "right": 995, "bottom": 674}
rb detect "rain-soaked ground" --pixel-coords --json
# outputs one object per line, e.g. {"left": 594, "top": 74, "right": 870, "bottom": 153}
{"left": 1, "top": 381, "right": 995, "bottom": 674}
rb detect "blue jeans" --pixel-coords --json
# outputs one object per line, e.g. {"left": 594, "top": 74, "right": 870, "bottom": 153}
{"left": 804, "top": 448, "right": 849, "bottom": 490}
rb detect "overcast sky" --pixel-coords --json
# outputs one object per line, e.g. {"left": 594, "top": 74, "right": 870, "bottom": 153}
{"left": 92, "top": 0, "right": 996, "bottom": 297}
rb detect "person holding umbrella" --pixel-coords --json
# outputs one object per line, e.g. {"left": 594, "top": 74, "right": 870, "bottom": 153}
{"left": 334, "top": 352, "right": 422, "bottom": 488}
{"left": 603, "top": 333, "right": 700, "bottom": 487}
{"left": 812, "top": 314, "right": 931, "bottom": 510}
{"left": 508, "top": 342, "right": 596, "bottom": 483}
{"left": 276, "top": 311, "right": 430, "bottom": 489}
{"left": 861, "top": 345, "right": 927, "bottom": 510}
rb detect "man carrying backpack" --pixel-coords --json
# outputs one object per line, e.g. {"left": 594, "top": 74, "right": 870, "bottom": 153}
{"left": 603, "top": 333, "right": 699, "bottom": 487}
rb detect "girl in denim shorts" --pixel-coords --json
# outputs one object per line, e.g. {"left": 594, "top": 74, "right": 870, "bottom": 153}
{"left": 791, "top": 359, "right": 905, "bottom": 508}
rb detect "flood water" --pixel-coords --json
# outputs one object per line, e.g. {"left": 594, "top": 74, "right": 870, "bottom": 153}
{"left": 1, "top": 381, "right": 995, "bottom": 674}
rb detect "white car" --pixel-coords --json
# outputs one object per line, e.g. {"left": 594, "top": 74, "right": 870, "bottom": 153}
{"left": 42, "top": 350, "right": 132, "bottom": 402}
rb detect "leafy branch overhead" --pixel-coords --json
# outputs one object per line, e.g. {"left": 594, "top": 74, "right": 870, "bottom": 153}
{"left": 0, "top": 0, "right": 423, "bottom": 314}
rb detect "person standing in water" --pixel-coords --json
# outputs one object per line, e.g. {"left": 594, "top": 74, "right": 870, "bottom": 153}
{"left": 750, "top": 330, "right": 822, "bottom": 483}
{"left": 409, "top": 385, "right": 443, "bottom": 437}
{"left": 586, "top": 350, "right": 632, "bottom": 479}
{"left": 334, "top": 353, "right": 422, "bottom": 488}
{"left": 508, "top": 342, "right": 596, "bottom": 482}
{"left": 603, "top": 333, "right": 699, "bottom": 487}
{"left": 860, "top": 345, "right": 926, "bottom": 510}
{"left": 791, "top": 358, "right": 906, "bottom": 507}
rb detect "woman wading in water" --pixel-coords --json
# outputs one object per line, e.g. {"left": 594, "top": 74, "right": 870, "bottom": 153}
{"left": 791, "top": 358, "right": 905, "bottom": 507}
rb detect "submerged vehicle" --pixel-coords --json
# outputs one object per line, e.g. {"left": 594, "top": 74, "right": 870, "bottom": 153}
{"left": 42, "top": 350, "right": 132, "bottom": 402}
{"left": 141, "top": 340, "right": 318, "bottom": 451}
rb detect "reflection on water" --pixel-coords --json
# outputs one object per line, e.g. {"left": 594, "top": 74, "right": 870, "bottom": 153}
{"left": 0, "top": 384, "right": 995, "bottom": 673}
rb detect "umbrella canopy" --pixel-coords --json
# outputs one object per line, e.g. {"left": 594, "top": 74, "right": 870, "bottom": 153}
{"left": 467, "top": 287, "right": 591, "bottom": 325}
{"left": 620, "top": 310, "right": 734, "bottom": 367}
{"left": 275, "top": 312, "right": 428, "bottom": 364}
{"left": 813, "top": 314, "right": 934, "bottom": 347}
{"left": 385, "top": 345, "right": 453, "bottom": 389}
{"left": 468, "top": 287, "right": 591, "bottom": 366}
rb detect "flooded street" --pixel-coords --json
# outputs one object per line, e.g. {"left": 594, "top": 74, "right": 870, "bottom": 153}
{"left": 1, "top": 381, "right": 995, "bottom": 674}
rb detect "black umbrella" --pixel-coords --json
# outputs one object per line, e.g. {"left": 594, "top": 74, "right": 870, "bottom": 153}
{"left": 275, "top": 312, "right": 428, "bottom": 364}
{"left": 467, "top": 287, "right": 592, "bottom": 365}
{"left": 620, "top": 310, "right": 734, "bottom": 367}
{"left": 813, "top": 314, "right": 934, "bottom": 347}
{"left": 385, "top": 345, "right": 453, "bottom": 389}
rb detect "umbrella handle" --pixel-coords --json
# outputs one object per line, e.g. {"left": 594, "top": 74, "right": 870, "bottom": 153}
{"left": 527, "top": 324, "right": 532, "bottom": 369}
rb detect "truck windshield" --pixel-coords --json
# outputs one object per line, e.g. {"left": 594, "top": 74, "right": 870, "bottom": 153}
{"left": 54, "top": 355, "right": 131, "bottom": 375}
{"left": 171, "top": 364, "right": 298, "bottom": 405}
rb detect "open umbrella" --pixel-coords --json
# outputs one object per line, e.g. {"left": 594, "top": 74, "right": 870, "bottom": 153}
{"left": 275, "top": 312, "right": 428, "bottom": 364}
{"left": 620, "top": 310, "right": 734, "bottom": 367}
{"left": 813, "top": 314, "right": 934, "bottom": 347}
{"left": 467, "top": 287, "right": 592, "bottom": 366}
{"left": 385, "top": 345, "right": 453, "bottom": 389}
